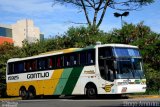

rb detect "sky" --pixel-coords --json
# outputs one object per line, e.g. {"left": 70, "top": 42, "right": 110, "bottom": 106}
{"left": 0, "top": 0, "right": 160, "bottom": 38}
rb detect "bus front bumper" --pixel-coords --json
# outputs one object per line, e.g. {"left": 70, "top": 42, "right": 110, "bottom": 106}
{"left": 115, "top": 84, "right": 146, "bottom": 94}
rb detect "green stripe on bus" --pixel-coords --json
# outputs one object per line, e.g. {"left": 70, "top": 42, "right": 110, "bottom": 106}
{"left": 54, "top": 68, "right": 73, "bottom": 95}
{"left": 62, "top": 67, "right": 84, "bottom": 95}
{"left": 74, "top": 45, "right": 95, "bottom": 52}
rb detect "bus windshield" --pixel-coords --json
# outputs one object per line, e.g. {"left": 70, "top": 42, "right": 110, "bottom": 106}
{"left": 114, "top": 47, "right": 140, "bottom": 57}
{"left": 98, "top": 46, "right": 145, "bottom": 81}
{"left": 116, "top": 58, "right": 144, "bottom": 79}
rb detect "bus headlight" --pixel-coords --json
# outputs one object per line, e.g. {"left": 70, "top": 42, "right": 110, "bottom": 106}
{"left": 141, "top": 80, "right": 146, "bottom": 85}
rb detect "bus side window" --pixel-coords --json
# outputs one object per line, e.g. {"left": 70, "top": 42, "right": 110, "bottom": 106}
{"left": 99, "top": 47, "right": 112, "bottom": 58}
{"left": 78, "top": 53, "right": 80, "bottom": 65}
{"left": 24, "top": 62, "right": 29, "bottom": 72}
{"left": 80, "top": 52, "right": 86, "bottom": 65}
{"left": 25, "top": 61, "right": 32, "bottom": 71}
{"left": 88, "top": 52, "right": 92, "bottom": 64}
{"left": 70, "top": 55, "right": 75, "bottom": 66}
{"left": 38, "top": 60, "right": 42, "bottom": 70}
{"left": 14, "top": 63, "right": 19, "bottom": 73}
{"left": 29, "top": 61, "right": 32, "bottom": 71}
{"left": 61, "top": 56, "right": 64, "bottom": 67}
{"left": 57, "top": 57, "right": 61, "bottom": 67}
{"left": 18, "top": 62, "right": 24, "bottom": 73}
{"left": 64, "top": 55, "right": 70, "bottom": 67}
{"left": 73, "top": 53, "right": 79, "bottom": 66}
{"left": 31, "top": 60, "right": 37, "bottom": 71}
{"left": 48, "top": 57, "right": 53, "bottom": 69}
{"left": 56, "top": 56, "right": 64, "bottom": 68}
{"left": 8, "top": 63, "right": 14, "bottom": 74}
{"left": 38, "top": 58, "right": 47, "bottom": 70}
{"left": 87, "top": 50, "right": 95, "bottom": 64}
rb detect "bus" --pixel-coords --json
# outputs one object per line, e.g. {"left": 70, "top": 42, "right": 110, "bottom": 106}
{"left": 6, "top": 43, "right": 146, "bottom": 99}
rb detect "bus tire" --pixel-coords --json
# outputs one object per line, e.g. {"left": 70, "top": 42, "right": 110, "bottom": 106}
{"left": 85, "top": 83, "right": 97, "bottom": 99}
{"left": 28, "top": 86, "right": 36, "bottom": 99}
{"left": 19, "top": 88, "right": 28, "bottom": 100}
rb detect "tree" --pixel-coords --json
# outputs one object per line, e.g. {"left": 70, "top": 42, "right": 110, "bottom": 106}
{"left": 54, "top": 0, "right": 154, "bottom": 28}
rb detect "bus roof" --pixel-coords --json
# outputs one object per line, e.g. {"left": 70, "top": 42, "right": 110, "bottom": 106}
{"left": 96, "top": 44, "right": 138, "bottom": 48}
{"left": 7, "top": 48, "right": 81, "bottom": 63}
{"left": 7, "top": 44, "right": 138, "bottom": 63}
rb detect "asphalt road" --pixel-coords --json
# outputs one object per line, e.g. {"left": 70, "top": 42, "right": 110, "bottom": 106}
{"left": 0, "top": 96, "right": 160, "bottom": 107}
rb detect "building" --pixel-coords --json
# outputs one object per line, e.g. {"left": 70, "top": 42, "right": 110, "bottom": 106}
{"left": 0, "top": 24, "right": 13, "bottom": 44}
{"left": 12, "top": 19, "right": 43, "bottom": 47}
{"left": 0, "top": 19, "right": 44, "bottom": 47}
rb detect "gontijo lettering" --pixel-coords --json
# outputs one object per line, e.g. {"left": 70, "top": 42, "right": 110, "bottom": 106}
{"left": 27, "top": 72, "right": 49, "bottom": 79}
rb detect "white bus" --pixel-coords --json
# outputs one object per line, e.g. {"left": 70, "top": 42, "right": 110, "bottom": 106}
{"left": 6, "top": 43, "right": 146, "bottom": 99}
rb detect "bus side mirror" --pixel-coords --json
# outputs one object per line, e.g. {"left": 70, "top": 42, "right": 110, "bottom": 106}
{"left": 114, "top": 61, "right": 117, "bottom": 70}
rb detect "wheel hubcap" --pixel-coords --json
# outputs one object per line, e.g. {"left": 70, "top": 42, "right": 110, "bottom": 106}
{"left": 88, "top": 88, "right": 95, "bottom": 96}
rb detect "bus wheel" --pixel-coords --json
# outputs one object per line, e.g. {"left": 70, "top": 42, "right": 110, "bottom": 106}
{"left": 28, "top": 87, "right": 36, "bottom": 99}
{"left": 19, "top": 88, "right": 28, "bottom": 100}
{"left": 86, "top": 85, "right": 97, "bottom": 99}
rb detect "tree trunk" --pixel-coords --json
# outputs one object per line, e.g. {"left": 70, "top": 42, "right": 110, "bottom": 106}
{"left": 97, "top": 0, "right": 110, "bottom": 28}
{"left": 93, "top": 10, "right": 98, "bottom": 26}
{"left": 80, "top": 0, "right": 91, "bottom": 26}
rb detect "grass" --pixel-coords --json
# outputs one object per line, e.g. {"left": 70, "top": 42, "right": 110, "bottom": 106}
{"left": 128, "top": 95, "right": 160, "bottom": 99}
{"left": 0, "top": 97, "right": 21, "bottom": 101}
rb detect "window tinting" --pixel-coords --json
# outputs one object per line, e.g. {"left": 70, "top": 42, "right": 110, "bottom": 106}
{"left": 25, "top": 61, "right": 33, "bottom": 71}
{"left": 7, "top": 49, "right": 96, "bottom": 74}
{"left": 70, "top": 53, "right": 79, "bottom": 66}
{"left": 31, "top": 60, "right": 37, "bottom": 71}
{"left": 64, "top": 55, "right": 70, "bottom": 67}
{"left": 38, "top": 58, "right": 47, "bottom": 70}
{"left": 87, "top": 50, "right": 95, "bottom": 64}
{"left": 48, "top": 57, "right": 53, "bottom": 69}
{"left": 99, "top": 47, "right": 112, "bottom": 58}
{"left": 114, "top": 48, "right": 140, "bottom": 57}
{"left": 80, "top": 52, "right": 86, "bottom": 65}
{"left": 14, "top": 63, "right": 18, "bottom": 73}
{"left": 8, "top": 63, "right": 14, "bottom": 74}
{"left": 18, "top": 62, "right": 24, "bottom": 73}
{"left": 56, "top": 56, "right": 63, "bottom": 68}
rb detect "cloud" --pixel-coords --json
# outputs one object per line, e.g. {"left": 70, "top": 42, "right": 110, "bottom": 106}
{"left": 0, "top": 0, "right": 79, "bottom": 37}
{"left": 0, "top": 0, "right": 76, "bottom": 16}
{"left": 40, "top": 23, "right": 74, "bottom": 37}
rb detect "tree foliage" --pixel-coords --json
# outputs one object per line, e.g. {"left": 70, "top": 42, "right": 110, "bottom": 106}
{"left": 53, "top": 0, "right": 154, "bottom": 27}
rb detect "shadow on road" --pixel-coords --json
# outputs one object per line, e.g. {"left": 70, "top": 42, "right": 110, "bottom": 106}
{"left": 38, "top": 94, "right": 128, "bottom": 100}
